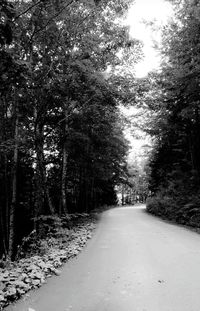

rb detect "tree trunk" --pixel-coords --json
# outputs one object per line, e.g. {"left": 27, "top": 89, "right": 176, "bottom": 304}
{"left": 4, "top": 154, "right": 9, "bottom": 255}
{"left": 121, "top": 185, "right": 124, "bottom": 205}
{"left": 61, "top": 143, "right": 68, "bottom": 214}
{"left": 35, "top": 120, "right": 55, "bottom": 217}
{"left": 60, "top": 103, "right": 69, "bottom": 215}
{"left": 0, "top": 205, "right": 7, "bottom": 258}
{"left": 0, "top": 96, "right": 9, "bottom": 256}
{"left": 8, "top": 104, "right": 19, "bottom": 258}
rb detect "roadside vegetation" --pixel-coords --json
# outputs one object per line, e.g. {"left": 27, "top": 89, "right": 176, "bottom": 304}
{"left": 145, "top": 0, "right": 200, "bottom": 227}
{"left": 0, "top": 213, "right": 97, "bottom": 308}
{"left": 3, "top": 0, "right": 200, "bottom": 307}
{"left": 0, "top": 0, "right": 150, "bottom": 306}
{"left": 0, "top": 0, "right": 143, "bottom": 262}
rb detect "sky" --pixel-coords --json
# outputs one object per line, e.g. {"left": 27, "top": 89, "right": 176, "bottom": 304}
{"left": 126, "top": 0, "right": 173, "bottom": 77}
{"left": 124, "top": 0, "right": 173, "bottom": 156}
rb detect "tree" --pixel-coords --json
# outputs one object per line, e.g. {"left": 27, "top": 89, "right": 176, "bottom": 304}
{"left": 0, "top": 0, "right": 142, "bottom": 258}
{"left": 145, "top": 0, "right": 200, "bottom": 225}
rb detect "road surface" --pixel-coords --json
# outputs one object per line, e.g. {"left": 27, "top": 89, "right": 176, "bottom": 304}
{"left": 6, "top": 205, "right": 200, "bottom": 311}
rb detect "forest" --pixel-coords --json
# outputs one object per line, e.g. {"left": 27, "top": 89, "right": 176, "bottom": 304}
{"left": 1, "top": 0, "right": 200, "bottom": 307}
{"left": 146, "top": 0, "right": 200, "bottom": 227}
{"left": 0, "top": 0, "right": 145, "bottom": 260}
{"left": 1, "top": 0, "right": 200, "bottom": 262}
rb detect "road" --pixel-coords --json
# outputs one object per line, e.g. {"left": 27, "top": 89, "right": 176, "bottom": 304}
{"left": 6, "top": 205, "right": 200, "bottom": 311}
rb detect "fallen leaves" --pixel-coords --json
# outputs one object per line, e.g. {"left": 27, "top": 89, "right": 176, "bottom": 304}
{"left": 0, "top": 215, "right": 96, "bottom": 309}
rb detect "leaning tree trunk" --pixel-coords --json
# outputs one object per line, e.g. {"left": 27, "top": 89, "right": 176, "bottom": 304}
{"left": 8, "top": 104, "right": 19, "bottom": 259}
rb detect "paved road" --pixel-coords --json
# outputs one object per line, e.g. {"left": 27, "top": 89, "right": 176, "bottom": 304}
{"left": 6, "top": 205, "right": 200, "bottom": 311}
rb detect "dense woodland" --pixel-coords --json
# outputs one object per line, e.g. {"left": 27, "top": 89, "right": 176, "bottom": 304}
{"left": 2, "top": 0, "right": 200, "bottom": 261}
{"left": 0, "top": 0, "right": 144, "bottom": 259}
{"left": 2, "top": 0, "right": 200, "bottom": 307}
{"left": 146, "top": 0, "right": 200, "bottom": 226}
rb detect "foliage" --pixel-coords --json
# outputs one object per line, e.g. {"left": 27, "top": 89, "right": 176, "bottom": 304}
{"left": 145, "top": 0, "right": 200, "bottom": 225}
{"left": 117, "top": 157, "right": 149, "bottom": 205}
{"left": 0, "top": 214, "right": 96, "bottom": 309}
{"left": 0, "top": 0, "right": 141, "bottom": 258}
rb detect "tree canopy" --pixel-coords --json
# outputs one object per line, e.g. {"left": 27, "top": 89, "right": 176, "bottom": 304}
{"left": 146, "top": 0, "right": 200, "bottom": 225}
{"left": 0, "top": 0, "right": 142, "bottom": 258}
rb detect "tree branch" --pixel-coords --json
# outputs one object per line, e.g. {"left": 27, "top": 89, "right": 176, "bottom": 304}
{"left": 14, "top": 0, "right": 44, "bottom": 21}
{"left": 29, "top": 0, "right": 75, "bottom": 42}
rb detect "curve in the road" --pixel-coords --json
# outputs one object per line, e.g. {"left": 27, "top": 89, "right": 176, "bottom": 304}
{"left": 5, "top": 205, "right": 200, "bottom": 311}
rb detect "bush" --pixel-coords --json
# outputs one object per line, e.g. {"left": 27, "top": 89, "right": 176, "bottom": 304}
{"left": 146, "top": 191, "right": 200, "bottom": 228}
{"left": 146, "top": 195, "right": 176, "bottom": 217}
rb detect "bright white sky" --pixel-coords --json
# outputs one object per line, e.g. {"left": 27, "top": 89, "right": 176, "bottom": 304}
{"left": 124, "top": 0, "right": 173, "bottom": 156}
{"left": 126, "top": 0, "right": 173, "bottom": 77}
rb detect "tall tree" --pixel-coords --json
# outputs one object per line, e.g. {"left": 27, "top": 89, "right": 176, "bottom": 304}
{"left": 146, "top": 0, "right": 200, "bottom": 225}
{"left": 0, "top": 0, "right": 142, "bottom": 258}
